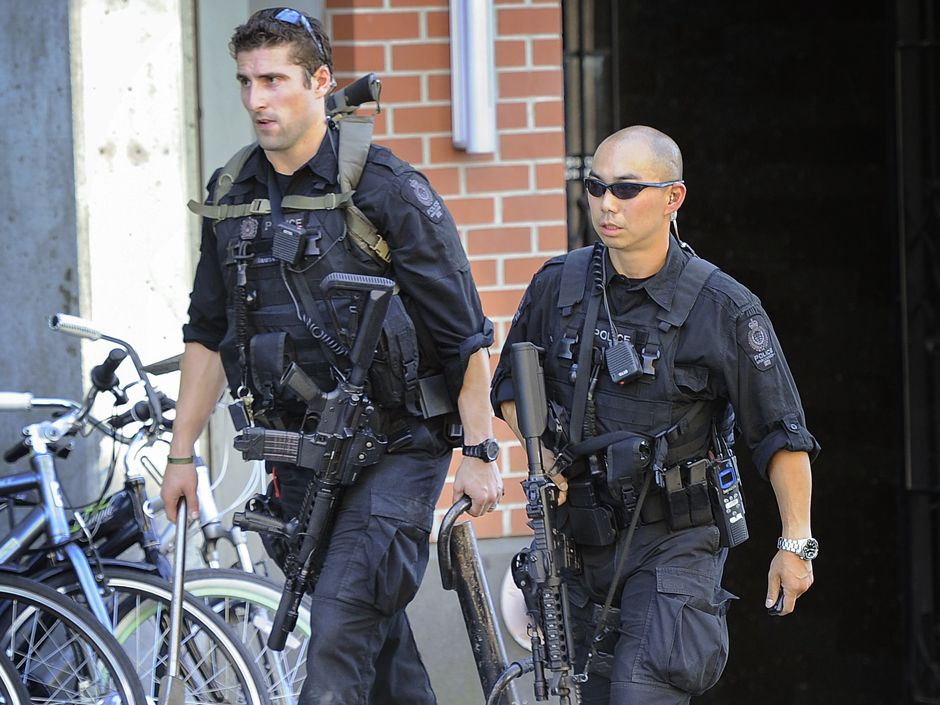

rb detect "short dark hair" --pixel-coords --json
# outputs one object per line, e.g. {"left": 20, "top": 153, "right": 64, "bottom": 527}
{"left": 229, "top": 7, "right": 333, "bottom": 80}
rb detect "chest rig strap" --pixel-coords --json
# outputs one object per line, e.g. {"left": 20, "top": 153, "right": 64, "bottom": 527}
{"left": 562, "top": 244, "right": 604, "bottom": 445}
{"left": 186, "top": 115, "right": 390, "bottom": 267}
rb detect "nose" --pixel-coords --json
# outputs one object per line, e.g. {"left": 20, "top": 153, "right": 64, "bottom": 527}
{"left": 243, "top": 83, "right": 267, "bottom": 113}
{"left": 599, "top": 187, "right": 620, "bottom": 212}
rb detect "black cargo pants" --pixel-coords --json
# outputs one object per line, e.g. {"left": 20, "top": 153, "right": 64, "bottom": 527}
{"left": 265, "top": 419, "right": 452, "bottom": 705}
{"left": 569, "top": 521, "right": 736, "bottom": 705}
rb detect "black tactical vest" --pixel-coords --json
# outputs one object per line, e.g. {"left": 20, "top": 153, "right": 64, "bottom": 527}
{"left": 544, "top": 243, "right": 722, "bottom": 469}
{"left": 215, "top": 199, "right": 386, "bottom": 408}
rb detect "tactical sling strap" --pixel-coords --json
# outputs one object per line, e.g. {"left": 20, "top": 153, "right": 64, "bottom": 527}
{"left": 187, "top": 115, "right": 391, "bottom": 266}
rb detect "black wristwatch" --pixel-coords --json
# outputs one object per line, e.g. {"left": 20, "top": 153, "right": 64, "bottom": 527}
{"left": 462, "top": 438, "right": 499, "bottom": 463}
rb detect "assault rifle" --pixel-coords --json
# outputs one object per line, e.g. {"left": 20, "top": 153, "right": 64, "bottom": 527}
{"left": 232, "top": 272, "right": 394, "bottom": 650}
{"left": 500, "top": 342, "right": 582, "bottom": 704}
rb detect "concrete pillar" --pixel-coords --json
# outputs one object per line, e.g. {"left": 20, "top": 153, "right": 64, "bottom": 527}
{"left": 0, "top": 2, "right": 87, "bottom": 485}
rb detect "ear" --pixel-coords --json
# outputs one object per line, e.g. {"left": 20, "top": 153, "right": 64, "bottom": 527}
{"left": 312, "top": 64, "right": 333, "bottom": 97}
{"left": 664, "top": 182, "right": 686, "bottom": 218}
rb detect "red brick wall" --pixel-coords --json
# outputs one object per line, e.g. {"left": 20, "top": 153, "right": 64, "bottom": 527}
{"left": 326, "top": 0, "right": 566, "bottom": 540}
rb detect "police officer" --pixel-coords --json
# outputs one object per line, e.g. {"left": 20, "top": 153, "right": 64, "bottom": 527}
{"left": 160, "top": 8, "right": 502, "bottom": 705}
{"left": 492, "top": 125, "right": 819, "bottom": 704}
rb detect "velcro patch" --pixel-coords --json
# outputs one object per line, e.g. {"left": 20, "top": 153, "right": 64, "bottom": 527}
{"left": 401, "top": 175, "right": 444, "bottom": 223}
{"left": 737, "top": 314, "right": 777, "bottom": 370}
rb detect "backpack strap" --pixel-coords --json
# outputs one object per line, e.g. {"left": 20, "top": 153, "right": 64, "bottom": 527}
{"left": 187, "top": 121, "right": 391, "bottom": 267}
{"left": 337, "top": 115, "right": 391, "bottom": 264}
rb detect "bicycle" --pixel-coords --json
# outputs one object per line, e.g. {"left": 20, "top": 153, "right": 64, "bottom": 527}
{"left": 81, "top": 323, "right": 312, "bottom": 704}
{"left": 0, "top": 568, "right": 145, "bottom": 705}
{"left": 28, "top": 313, "right": 310, "bottom": 704}
{"left": 0, "top": 316, "right": 271, "bottom": 705}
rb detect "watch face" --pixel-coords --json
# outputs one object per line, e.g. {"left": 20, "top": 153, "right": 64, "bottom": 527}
{"left": 482, "top": 439, "right": 499, "bottom": 462}
{"left": 464, "top": 439, "right": 499, "bottom": 462}
{"left": 802, "top": 538, "right": 819, "bottom": 560}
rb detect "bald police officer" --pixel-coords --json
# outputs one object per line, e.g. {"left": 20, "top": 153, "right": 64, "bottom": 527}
{"left": 492, "top": 126, "right": 818, "bottom": 704}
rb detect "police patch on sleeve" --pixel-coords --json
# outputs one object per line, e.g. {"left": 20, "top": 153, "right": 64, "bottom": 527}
{"left": 737, "top": 314, "right": 777, "bottom": 370}
{"left": 401, "top": 175, "right": 444, "bottom": 223}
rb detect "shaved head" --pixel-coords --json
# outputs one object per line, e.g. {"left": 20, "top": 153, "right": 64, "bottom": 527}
{"left": 596, "top": 126, "right": 683, "bottom": 181}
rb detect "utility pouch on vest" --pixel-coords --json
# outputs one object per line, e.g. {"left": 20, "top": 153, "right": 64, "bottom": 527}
{"left": 605, "top": 435, "right": 652, "bottom": 513}
{"left": 368, "top": 296, "right": 457, "bottom": 420}
{"left": 250, "top": 332, "right": 289, "bottom": 405}
{"left": 663, "top": 458, "right": 713, "bottom": 531}
{"left": 565, "top": 480, "right": 617, "bottom": 547}
{"left": 368, "top": 295, "right": 420, "bottom": 412}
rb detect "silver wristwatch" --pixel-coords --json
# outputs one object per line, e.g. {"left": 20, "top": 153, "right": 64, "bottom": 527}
{"left": 776, "top": 537, "right": 819, "bottom": 560}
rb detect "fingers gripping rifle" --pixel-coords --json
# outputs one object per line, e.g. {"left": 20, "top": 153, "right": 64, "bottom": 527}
{"left": 232, "top": 273, "right": 394, "bottom": 651}
{"left": 503, "top": 342, "right": 582, "bottom": 704}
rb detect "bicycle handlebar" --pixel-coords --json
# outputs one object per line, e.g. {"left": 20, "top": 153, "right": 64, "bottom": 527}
{"left": 110, "top": 395, "right": 175, "bottom": 430}
{"left": 49, "top": 312, "right": 165, "bottom": 431}
{"left": 48, "top": 313, "right": 102, "bottom": 341}
{"left": 0, "top": 393, "right": 81, "bottom": 413}
{"left": 91, "top": 348, "right": 128, "bottom": 394}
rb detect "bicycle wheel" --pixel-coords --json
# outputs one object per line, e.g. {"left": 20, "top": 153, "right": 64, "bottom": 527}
{"left": 0, "top": 648, "right": 32, "bottom": 705}
{"left": 0, "top": 572, "right": 146, "bottom": 705}
{"left": 49, "top": 567, "right": 270, "bottom": 705}
{"left": 185, "top": 568, "right": 311, "bottom": 705}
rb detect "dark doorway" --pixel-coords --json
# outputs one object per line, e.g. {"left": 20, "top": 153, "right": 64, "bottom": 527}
{"left": 562, "top": 2, "right": 912, "bottom": 703}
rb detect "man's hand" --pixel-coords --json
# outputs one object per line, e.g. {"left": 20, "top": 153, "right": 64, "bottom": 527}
{"left": 160, "top": 463, "right": 200, "bottom": 523}
{"left": 452, "top": 456, "right": 503, "bottom": 517}
{"left": 765, "top": 550, "right": 814, "bottom": 616}
{"left": 541, "top": 445, "right": 568, "bottom": 505}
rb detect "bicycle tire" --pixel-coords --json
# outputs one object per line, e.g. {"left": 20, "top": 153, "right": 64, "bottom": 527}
{"left": 0, "top": 571, "right": 146, "bottom": 705}
{"left": 0, "top": 648, "right": 32, "bottom": 705}
{"left": 48, "top": 567, "right": 271, "bottom": 705}
{"left": 185, "top": 568, "right": 312, "bottom": 705}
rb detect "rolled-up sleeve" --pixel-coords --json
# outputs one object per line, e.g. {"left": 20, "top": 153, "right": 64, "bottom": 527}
{"left": 724, "top": 301, "right": 820, "bottom": 479}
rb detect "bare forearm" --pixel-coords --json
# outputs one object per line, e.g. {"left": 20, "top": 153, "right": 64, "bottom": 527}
{"left": 452, "top": 348, "right": 502, "bottom": 516}
{"left": 498, "top": 400, "right": 523, "bottom": 444}
{"left": 767, "top": 449, "right": 813, "bottom": 537}
{"left": 457, "top": 348, "right": 495, "bottom": 443}
{"left": 169, "top": 341, "right": 228, "bottom": 456}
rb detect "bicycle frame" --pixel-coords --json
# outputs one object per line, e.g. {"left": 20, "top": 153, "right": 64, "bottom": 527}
{"left": 0, "top": 397, "right": 114, "bottom": 628}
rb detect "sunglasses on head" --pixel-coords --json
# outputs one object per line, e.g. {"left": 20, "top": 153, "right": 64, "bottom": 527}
{"left": 583, "top": 176, "right": 683, "bottom": 200}
{"left": 274, "top": 8, "right": 328, "bottom": 63}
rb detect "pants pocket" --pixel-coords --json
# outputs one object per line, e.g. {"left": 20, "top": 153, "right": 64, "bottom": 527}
{"left": 337, "top": 492, "right": 433, "bottom": 616}
{"left": 635, "top": 565, "right": 737, "bottom": 695}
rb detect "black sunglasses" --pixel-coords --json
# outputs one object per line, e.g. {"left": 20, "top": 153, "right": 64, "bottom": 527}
{"left": 583, "top": 176, "right": 683, "bottom": 200}
{"left": 274, "top": 8, "right": 328, "bottom": 63}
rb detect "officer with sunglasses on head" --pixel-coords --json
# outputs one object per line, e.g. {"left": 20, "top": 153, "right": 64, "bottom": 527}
{"left": 492, "top": 125, "right": 819, "bottom": 704}
{"left": 160, "top": 7, "right": 503, "bottom": 705}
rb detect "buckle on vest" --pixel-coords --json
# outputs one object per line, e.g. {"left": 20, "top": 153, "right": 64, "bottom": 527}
{"left": 640, "top": 343, "right": 660, "bottom": 376}
{"left": 322, "top": 193, "right": 338, "bottom": 210}
{"left": 248, "top": 198, "right": 268, "bottom": 215}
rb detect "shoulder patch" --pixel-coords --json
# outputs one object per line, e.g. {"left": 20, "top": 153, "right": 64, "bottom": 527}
{"left": 401, "top": 174, "right": 444, "bottom": 223}
{"left": 737, "top": 313, "right": 777, "bottom": 370}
